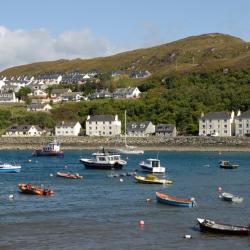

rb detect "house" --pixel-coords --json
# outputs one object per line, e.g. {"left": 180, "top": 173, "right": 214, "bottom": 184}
{"left": 89, "top": 89, "right": 112, "bottom": 100}
{"left": 51, "top": 88, "right": 72, "bottom": 102}
{"left": 61, "top": 92, "right": 83, "bottom": 102}
{"left": 155, "top": 124, "right": 177, "bottom": 137}
{"left": 29, "top": 89, "right": 47, "bottom": 98}
{"left": 27, "top": 103, "right": 52, "bottom": 112}
{"left": 129, "top": 70, "right": 151, "bottom": 79}
{"left": 235, "top": 110, "right": 250, "bottom": 136}
{"left": 113, "top": 87, "right": 141, "bottom": 99}
{"left": 0, "top": 92, "right": 18, "bottom": 103}
{"left": 198, "top": 111, "right": 235, "bottom": 137}
{"left": 86, "top": 115, "right": 121, "bottom": 136}
{"left": 55, "top": 121, "right": 82, "bottom": 136}
{"left": 3, "top": 125, "right": 43, "bottom": 137}
{"left": 126, "top": 121, "right": 155, "bottom": 137}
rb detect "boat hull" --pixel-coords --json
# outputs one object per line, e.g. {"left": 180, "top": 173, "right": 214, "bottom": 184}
{"left": 197, "top": 218, "right": 250, "bottom": 236}
{"left": 80, "top": 159, "right": 124, "bottom": 170}
{"left": 34, "top": 150, "right": 64, "bottom": 157}
{"left": 156, "top": 192, "right": 194, "bottom": 207}
{"left": 140, "top": 164, "right": 165, "bottom": 173}
{"left": 134, "top": 175, "right": 172, "bottom": 184}
{"left": 0, "top": 167, "right": 21, "bottom": 173}
{"left": 18, "top": 183, "right": 54, "bottom": 196}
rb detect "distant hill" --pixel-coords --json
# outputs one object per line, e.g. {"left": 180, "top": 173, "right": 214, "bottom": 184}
{"left": 1, "top": 33, "right": 250, "bottom": 77}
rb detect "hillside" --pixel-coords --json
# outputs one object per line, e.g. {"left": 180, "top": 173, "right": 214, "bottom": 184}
{"left": 1, "top": 33, "right": 250, "bottom": 77}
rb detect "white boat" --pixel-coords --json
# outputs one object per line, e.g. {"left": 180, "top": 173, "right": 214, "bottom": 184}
{"left": 221, "top": 192, "right": 243, "bottom": 203}
{"left": 139, "top": 159, "right": 165, "bottom": 173}
{"left": 0, "top": 163, "right": 21, "bottom": 173}
{"left": 116, "top": 110, "right": 144, "bottom": 155}
{"left": 80, "top": 148, "right": 127, "bottom": 170}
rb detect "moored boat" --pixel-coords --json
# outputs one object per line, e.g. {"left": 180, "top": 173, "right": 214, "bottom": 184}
{"left": 134, "top": 174, "right": 172, "bottom": 184}
{"left": 56, "top": 172, "right": 83, "bottom": 179}
{"left": 219, "top": 160, "right": 239, "bottom": 169}
{"left": 197, "top": 218, "right": 250, "bottom": 235}
{"left": 80, "top": 148, "right": 127, "bottom": 170}
{"left": 33, "top": 140, "right": 64, "bottom": 157}
{"left": 18, "top": 183, "right": 54, "bottom": 196}
{"left": 139, "top": 159, "right": 165, "bottom": 173}
{"left": 0, "top": 163, "right": 21, "bottom": 173}
{"left": 156, "top": 192, "right": 196, "bottom": 207}
{"left": 221, "top": 192, "right": 243, "bottom": 203}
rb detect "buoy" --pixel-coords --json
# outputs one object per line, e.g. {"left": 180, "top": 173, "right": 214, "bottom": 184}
{"left": 50, "top": 173, "right": 53, "bottom": 177}
{"left": 184, "top": 234, "right": 192, "bottom": 239}
{"left": 217, "top": 186, "right": 222, "bottom": 192}
{"left": 28, "top": 159, "right": 32, "bottom": 162}
{"left": 8, "top": 194, "right": 14, "bottom": 200}
{"left": 139, "top": 220, "right": 145, "bottom": 226}
{"left": 119, "top": 178, "right": 123, "bottom": 182}
{"left": 65, "top": 165, "right": 68, "bottom": 169}
{"left": 146, "top": 198, "right": 152, "bottom": 202}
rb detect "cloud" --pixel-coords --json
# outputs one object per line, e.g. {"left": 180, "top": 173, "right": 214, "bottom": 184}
{"left": 0, "top": 26, "right": 124, "bottom": 71}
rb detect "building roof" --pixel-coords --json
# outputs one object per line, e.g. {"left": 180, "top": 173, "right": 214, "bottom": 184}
{"left": 51, "top": 88, "right": 71, "bottom": 95}
{"left": 27, "top": 103, "right": 51, "bottom": 109}
{"left": 127, "top": 121, "right": 152, "bottom": 132}
{"left": 156, "top": 124, "right": 175, "bottom": 133}
{"left": 87, "top": 115, "right": 116, "bottom": 122}
{"left": 201, "top": 112, "right": 232, "bottom": 120}
{"left": 236, "top": 110, "right": 250, "bottom": 119}
{"left": 6, "top": 125, "right": 42, "bottom": 132}
{"left": 113, "top": 87, "right": 139, "bottom": 96}
{"left": 56, "top": 121, "right": 80, "bottom": 127}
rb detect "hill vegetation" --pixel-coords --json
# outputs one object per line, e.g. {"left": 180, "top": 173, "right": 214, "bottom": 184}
{"left": 1, "top": 33, "right": 250, "bottom": 135}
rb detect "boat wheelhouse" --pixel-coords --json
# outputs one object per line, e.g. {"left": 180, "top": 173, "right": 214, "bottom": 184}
{"left": 139, "top": 158, "right": 165, "bottom": 173}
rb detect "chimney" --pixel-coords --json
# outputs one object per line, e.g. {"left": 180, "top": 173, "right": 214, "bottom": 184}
{"left": 236, "top": 110, "right": 241, "bottom": 117}
{"left": 201, "top": 112, "right": 204, "bottom": 118}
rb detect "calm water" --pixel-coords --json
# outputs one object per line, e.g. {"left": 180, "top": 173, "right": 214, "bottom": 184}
{"left": 0, "top": 150, "right": 249, "bottom": 250}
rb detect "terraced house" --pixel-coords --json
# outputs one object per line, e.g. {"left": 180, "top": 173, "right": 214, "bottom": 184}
{"left": 235, "top": 110, "right": 250, "bottom": 136}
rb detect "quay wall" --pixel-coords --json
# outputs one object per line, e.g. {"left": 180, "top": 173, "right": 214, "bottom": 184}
{"left": 1, "top": 136, "right": 250, "bottom": 151}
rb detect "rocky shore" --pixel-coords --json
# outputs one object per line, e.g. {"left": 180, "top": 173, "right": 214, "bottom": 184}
{"left": 1, "top": 136, "right": 250, "bottom": 151}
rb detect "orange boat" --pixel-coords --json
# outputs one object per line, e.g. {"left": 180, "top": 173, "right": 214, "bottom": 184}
{"left": 18, "top": 183, "right": 54, "bottom": 196}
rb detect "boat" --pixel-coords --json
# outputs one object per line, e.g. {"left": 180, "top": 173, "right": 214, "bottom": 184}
{"left": 18, "top": 183, "right": 54, "bottom": 196}
{"left": 80, "top": 148, "right": 127, "bottom": 170}
{"left": 139, "top": 158, "right": 165, "bottom": 173}
{"left": 197, "top": 218, "right": 250, "bottom": 235}
{"left": 134, "top": 174, "right": 173, "bottom": 184}
{"left": 221, "top": 192, "right": 243, "bottom": 203}
{"left": 0, "top": 163, "right": 21, "bottom": 173}
{"left": 56, "top": 172, "right": 83, "bottom": 179}
{"left": 219, "top": 160, "right": 239, "bottom": 169}
{"left": 116, "top": 110, "right": 144, "bottom": 155}
{"left": 156, "top": 192, "right": 196, "bottom": 207}
{"left": 33, "top": 140, "right": 64, "bottom": 157}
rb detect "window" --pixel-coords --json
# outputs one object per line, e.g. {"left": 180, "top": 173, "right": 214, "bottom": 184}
{"left": 239, "top": 124, "right": 242, "bottom": 128}
{"left": 247, "top": 124, "right": 249, "bottom": 128}
{"left": 218, "top": 125, "right": 220, "bottom": 128}
{"left": 203, "top": 130, "right": 205, "bottom": 134}
{"left": 224, "top": 120, "right": 227, "bottom": 122}
{"left": 89, "top": 127, "right": 92, "bottom": 130}
{"left": 224, "top": 130, "right": 227, "bottom": 134}
{"left": 209, "top": 125, "right": 212, "bottom": 129}
{"left": 239, "top": 130, "right": 242, "bottom": 134}
{"left": 202, "top": 120, "right": 205, "bottom": 123}
{"left": 109, "top": 126, "right": 112, "bottom": 129}
{"left": 224, "top": 125, "right": 227, "bottom": 128}
{"left": 109, "top": 131, "right": 112, "bottom": 135}
{"left": 103, "top": 121, "right": 105, "bottom": 124}
{"left": 103, "top": 131, "right": 105, "bottom": 135}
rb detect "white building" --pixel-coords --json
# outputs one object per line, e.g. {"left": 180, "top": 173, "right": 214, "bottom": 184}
{"left": 3, "top": 125, "right": 43, "bottom": 137}
{"left": 86, "top": 115, "right": 121, "bottom": 136}
{"left": 235, "top": 110, "right": 250, "bottom": 136}
{"left": 113, "top": 87, "right": 141, "bottom": 99}
{"left": 198, "top": 111, "right": 235, "bottom": 136}
{"left": 126, "top": 121, "right": 155, "bottom": 137}
{"left": 27, "top": 103, "right": 52, "bottom": 112}
{"left": 0, "top": 92, "right": 18, "bottom": 103}
{"left": 55, "top": 121, "right": 82, "bottom": 136}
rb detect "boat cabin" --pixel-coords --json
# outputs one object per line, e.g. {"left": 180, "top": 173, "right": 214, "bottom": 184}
{"left": 43, "top": 140, "right": 60, "bottom": 152}
{"left": 93, "top": 153, "right": 121, "bottom": 163}
{"left": 146, "top": 159, "right": 161, "bottom": 167}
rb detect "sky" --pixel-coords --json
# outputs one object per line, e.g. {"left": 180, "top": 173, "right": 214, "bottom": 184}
{"left": 0, "top": 0, "right": 249, "bottom": 70}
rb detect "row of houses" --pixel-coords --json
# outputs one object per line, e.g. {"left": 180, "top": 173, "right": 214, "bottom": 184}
{"left": 3, "top": 115, "right": 177, "bottom": 137}
{"left": 198, "top": 110, "right": 250, "bottom": 136}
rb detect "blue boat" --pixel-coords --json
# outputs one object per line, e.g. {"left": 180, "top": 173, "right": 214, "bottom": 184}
{"left": 0, "top": 163, "right": 21, "bottom": 173}
{"left": 156, "top": 192, "right": 196, "bottom": 207}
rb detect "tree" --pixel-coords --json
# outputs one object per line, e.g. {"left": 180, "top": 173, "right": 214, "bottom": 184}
{"left": 16, "top": 87, "right": 31, "bottom": 100}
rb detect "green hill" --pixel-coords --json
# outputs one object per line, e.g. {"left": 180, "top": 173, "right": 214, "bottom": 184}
{"left": 1, "top": 33, "right": 250, "bottom": 76}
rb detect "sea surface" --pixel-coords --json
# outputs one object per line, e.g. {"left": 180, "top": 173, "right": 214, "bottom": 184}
{"left": 0, "top": 150, "right": 249, "bottom": 250}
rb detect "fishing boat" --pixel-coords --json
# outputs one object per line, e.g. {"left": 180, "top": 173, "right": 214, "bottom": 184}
{"left": 18, "top": 183, "right": 54, "bottom": 196}
{"left": 221, "top": 192, "right": 243, "bottom": 203}
{"left": 33, "top": 140, "right": 64, "bottom": 157}
{"left": 156, "top": 192, "right": 196, "bottom": 207}
{"left": 0, "top": 163, "right": 21, "bottom": 173}
{"left": 116, "top": 110, "right": 144, "bottom": 155}
{"left": 139, "top": 158, "right": 165, "bottom": 173}
{"left": 56, "top": 172, "right": 83, "bottom": 179}
{"left": 134, "top": 174, "right": 172, "bottom": 184}
{"left": 219, "top": 160, "right": 239, "bottom": 169}
{"left": 80, "top": 148, "right": 127, "bottom": 170}
{"left": 197, "top": 218, "right": 250, "bottom": 235}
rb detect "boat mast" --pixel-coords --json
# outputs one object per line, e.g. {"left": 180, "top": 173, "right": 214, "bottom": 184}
{"left": 125, "top": 110, "right": 127, "bottom": 147}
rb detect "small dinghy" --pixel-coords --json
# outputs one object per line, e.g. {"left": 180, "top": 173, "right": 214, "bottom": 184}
{"left": 134, "top": 174, "right": 172, "bottom": 184}
{"left": 219, "top": 160, "right": 239, "bottom": 169}
{"left": 18, "top": 183, "right": 54, "bottom": 196}
{"left": 56, "top": 172, "right": 83, "bottom": 179}
{"left": 197, "top": 218, "right": 250, "bottom": 235}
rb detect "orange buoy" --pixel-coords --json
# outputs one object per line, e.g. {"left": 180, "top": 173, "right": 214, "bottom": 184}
{"left": 139, "top": 220, "right": 145, "bottom": 226}
{"left": 217, "top": 186, "right": 222, "bottom": 192}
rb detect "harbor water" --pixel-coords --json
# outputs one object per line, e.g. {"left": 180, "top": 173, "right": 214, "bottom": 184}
{"left": 0, "top": 150, "right": 249, "bottom": 250}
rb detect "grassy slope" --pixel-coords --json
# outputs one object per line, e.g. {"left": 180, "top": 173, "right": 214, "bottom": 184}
{"left": 1, "top": 33, "right": 250, "bottom": 77}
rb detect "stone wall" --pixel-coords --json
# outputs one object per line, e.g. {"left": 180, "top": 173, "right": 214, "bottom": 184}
{"left": 1, "top": 136, "right": 250, "bottom": 151}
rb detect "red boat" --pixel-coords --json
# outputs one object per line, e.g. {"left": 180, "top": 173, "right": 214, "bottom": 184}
{"left": 18, "top": 183, "right": 54, "bottom": 196}
{"left": 56, "top": 172, "right": 83, "bottom": 179}
{"left": 33, "top": 140, "right": 64, "bottom": 157}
